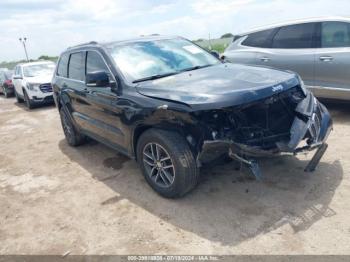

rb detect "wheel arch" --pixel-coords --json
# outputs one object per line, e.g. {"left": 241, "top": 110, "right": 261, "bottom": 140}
{"left": 132, "top": 122, "right": 201, "bottom": 161}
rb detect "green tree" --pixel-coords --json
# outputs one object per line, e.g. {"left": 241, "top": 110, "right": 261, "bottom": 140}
{"left": 220, "top": 33, "right": 234, "bottom": 39}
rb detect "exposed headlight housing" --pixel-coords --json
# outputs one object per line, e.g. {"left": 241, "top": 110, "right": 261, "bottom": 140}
{"left": 27, "top": 83, "right": 40, "bottom": 91}
{"left": 297, "top": 75, "right": 308, "bottom": 96}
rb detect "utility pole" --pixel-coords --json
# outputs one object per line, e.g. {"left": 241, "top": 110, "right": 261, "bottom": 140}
{"left": 19, "top": 37, "right": 29, "bottom": 62}
{"left": 208, "top": 33, "right": 212, "bottom": 50}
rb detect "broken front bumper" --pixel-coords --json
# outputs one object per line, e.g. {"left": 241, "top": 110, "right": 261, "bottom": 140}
{"left": 197, "top": 93, "right": 332, "bottom": 177}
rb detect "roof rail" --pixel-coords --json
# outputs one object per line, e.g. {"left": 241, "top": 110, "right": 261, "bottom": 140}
{"left": 68, "top": 41, "right": 98, "bottom": 49}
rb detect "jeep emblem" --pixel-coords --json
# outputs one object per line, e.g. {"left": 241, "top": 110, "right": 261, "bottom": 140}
{"left": 272, "top": 85, "right": 284, "bottom": 92}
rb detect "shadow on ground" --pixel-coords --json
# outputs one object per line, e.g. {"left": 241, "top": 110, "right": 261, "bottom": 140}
{"left": 13, "top": 101, "right": 55, "bottom": 112}
{"left": 59, "top": 140, "right": 343, "bottom": 246}
{"left": 57, "top": 98, "right": 348, "bottom": 246}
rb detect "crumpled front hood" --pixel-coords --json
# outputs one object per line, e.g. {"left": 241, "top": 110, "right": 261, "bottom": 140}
{"left": 136, "top": 63, "right": 300, "bottom": 110}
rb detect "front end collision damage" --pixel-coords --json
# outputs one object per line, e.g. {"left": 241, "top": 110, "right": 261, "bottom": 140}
{"left": 193, "top": 87, "right": 332, "bottom": 179}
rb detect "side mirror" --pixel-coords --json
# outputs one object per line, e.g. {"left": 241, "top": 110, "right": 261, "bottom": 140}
{"left": 13, "top": 75, "right": 23, "bottom": 80}
{"left": 210, "top": 50, "right": 220, "bottom": 59}
{"left": 86, "top": 71, "right": 110, "bottom": 87}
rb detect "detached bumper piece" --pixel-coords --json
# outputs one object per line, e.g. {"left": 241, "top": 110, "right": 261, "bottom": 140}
{"left": 304, "top": 143, "right": 328, "bottom": 172}
{"left": 228, "top": 150, "right": 262, "bottom": 180}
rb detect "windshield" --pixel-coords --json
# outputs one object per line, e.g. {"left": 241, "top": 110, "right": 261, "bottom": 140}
{"left": 107, "top": 38, "right": 220, "bottom": 82}
{"left": 23, "top": 63, "right": 55, "bottom": 77}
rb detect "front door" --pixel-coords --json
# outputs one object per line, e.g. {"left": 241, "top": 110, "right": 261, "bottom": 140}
{"left": 83, "top": 50, "right": 126, "bottom": 149}
{"left": 255, "top": 22, "right": 317, "bottom": 87}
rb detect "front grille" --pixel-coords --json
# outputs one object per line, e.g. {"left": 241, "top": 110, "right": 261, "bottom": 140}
{"left": 309, "top": 105, "right": 322, "bottom": 142}
{"left": 39, "top": 83, "right": 52, "bottom": 93}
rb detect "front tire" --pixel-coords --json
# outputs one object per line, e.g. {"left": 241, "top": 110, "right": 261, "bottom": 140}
{"left": 59, "top": 107, "right": 86, "bottom": 147}
{"left": 15, "top": 89, "right": 24, "bottom": 103}
{"left": 137, "top": 129, "right": 199, "bottom": 198}
{"left": 24, "top": 90, "right": 34, "bottom": 109}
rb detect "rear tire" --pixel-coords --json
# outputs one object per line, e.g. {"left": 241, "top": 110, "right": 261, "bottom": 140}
{"left": 136, "top": 129, "right": 199, "bottom": 198}
{"left": 24, "top": 90, "right": 34, "bottom": 109}
{"left": 3, "top": 86, "right": 10, "bottom": 98}
{"left": 15, "top": 89, "right": 24, "bottom": 103}
{"left": 3, "top": 86, "right": 11, "bottom": 98}
{"left": 59, "top": 107, "right": 86, "bottom": 147}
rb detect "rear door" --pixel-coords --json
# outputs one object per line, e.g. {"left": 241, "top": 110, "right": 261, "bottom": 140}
{"left": 255, "top": 23, "right": 317, "bottom": 87}
{"left": 314, "top": 21, "right": 350, "bottom": 99}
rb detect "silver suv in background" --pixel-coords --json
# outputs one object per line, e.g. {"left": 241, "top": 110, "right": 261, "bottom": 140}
{"left": 222, "top": 17, "right": 350, "bottom": 100}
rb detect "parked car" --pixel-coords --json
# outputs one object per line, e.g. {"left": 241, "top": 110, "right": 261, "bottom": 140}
{"left": 13, "top": 61, "right": 55, "bottom": 109}
{"left": 222, "top": 17, "right": 350, "bottom": 100}
{"left": 52, "top": 36, "right": 332, "bottom": 198}
{"left": 0, "top": 70, "right": 14, "bottom": 98}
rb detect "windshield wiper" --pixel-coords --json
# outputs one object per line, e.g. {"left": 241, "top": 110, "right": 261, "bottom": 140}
{"left": 180, "top": 64, "right": 212, "bottom": 72}
{"left": 132, "top": 64, "right": 214, "bottom": 83}
{"left": 132, "top": 72, "right": 179, "bottom": 83}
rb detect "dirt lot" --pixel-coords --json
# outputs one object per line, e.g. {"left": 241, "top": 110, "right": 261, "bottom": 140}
{"left": 0, "top": 95, "right": 349, "bottom": 255}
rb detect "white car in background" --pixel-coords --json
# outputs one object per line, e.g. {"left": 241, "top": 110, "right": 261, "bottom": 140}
{"left": 12, "top": 61, "right": 55, "bottom": 109}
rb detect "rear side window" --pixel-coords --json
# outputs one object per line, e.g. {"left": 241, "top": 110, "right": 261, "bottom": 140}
{"left": 271, "top": 23, "right": 315, "bottom": 49}
{"left": 86, "top": 51, "right": 109, "bottom": 74}
{"left": 321, "top": 22, "right": 350, "bottom": 48}
{"left": 68, "top": 52, "right": 85, "bottom": 81}
{"left": 57, "top": 53, "right": 69, "bottom": 77}
{"left": 241, "top": 29, "right": 275, "bottom": 48}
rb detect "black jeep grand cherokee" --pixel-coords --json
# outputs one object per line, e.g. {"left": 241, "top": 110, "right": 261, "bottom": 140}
{"left": 52, "top": 36, "right": 332, "bottom": 198}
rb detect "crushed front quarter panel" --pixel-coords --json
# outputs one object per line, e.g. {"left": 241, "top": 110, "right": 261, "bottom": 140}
{"left": 197, "top": 91, "right": 332, "bottom": 173}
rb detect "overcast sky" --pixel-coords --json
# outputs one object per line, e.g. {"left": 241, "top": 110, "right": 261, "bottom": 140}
{"left": 0, "top": 0, "right": 349, "bottom": 61}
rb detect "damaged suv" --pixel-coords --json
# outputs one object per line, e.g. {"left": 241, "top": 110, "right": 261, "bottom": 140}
{"left": 52, "top": 36, "right": 332, "bottom": 198}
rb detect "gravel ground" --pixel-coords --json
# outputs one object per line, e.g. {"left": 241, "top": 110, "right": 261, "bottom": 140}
{"left": 0, "top": 95, "right": 349, "bottom": 255}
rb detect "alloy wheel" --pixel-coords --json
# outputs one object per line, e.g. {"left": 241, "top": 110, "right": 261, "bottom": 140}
{"left": 142, "top": 143, "right": 175, "bottom": 188}
{"left": 62, "top": 112, "right": 73, "bottom": 141}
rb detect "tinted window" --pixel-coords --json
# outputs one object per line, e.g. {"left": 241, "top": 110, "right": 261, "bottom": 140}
{"left": 241, "top": 29, "right": 275, "bottom": 47}
{"left": 272, "top": 23, "right": 315, "bottom": 49}
{"left": 68, "top": 52, "right": 85, "bottom": 81}
{"left": 86, "top": 51, "right": 109, "bottom": 74}
{"left": 321, "top": 22, "right": 350, "bottom": 48}
{"left": 57, "top": 53, "right": 69, "bottom": 77}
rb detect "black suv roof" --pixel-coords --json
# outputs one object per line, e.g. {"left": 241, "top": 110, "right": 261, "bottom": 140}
{"left": 66, "top": 35, "right": 181, "bottom": 51}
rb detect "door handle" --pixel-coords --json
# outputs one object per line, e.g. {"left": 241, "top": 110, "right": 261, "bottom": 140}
{"left": 320, "top": 56, "right": 333, "bottom": 62}
{"left": 260, "top": 57, "right": 270, "bottom": 62}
